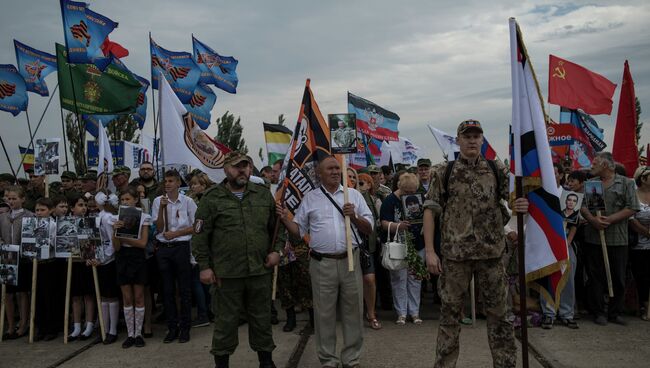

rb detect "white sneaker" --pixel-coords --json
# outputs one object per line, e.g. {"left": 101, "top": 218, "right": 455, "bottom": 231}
{"left": 396, "top": 316, "right": 406, "bottom": 325}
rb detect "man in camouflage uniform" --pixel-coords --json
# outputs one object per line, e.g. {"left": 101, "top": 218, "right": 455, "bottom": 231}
{"left": 367, "top": 165, "right": 391, "bottom": 200}
{"left": 333, "top": 120, "right": 356, "bottom": 149}
{"left": 277, "top": 237, "right": 313, "bottom": 332}
{"left": 422, "top": 120, "right": 528, "bottom": 368}
{"left": 192, "top": 151, "right": 283, "bottom": 368}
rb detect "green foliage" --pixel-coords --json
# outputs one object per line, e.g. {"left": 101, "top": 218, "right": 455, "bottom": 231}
{"left": 214, "top": 111, "right": 248, "bottom": 154}
{"left": 278, "top": 114, "right": 285, "bottom": 126}
{"left": 106, "top": 115, "right": 140, "bottom": 143}
{"left": 636, "top": 97, "right": 645, "bottom": 157}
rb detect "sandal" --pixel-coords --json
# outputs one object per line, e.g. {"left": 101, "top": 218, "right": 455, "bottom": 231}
{"left": 367, "top": 317, "right": 382, "bottom": 330}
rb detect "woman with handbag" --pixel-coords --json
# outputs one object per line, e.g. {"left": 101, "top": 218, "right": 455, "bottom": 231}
{"left": 379, "top": 173, "right": 425, "bottom": 325}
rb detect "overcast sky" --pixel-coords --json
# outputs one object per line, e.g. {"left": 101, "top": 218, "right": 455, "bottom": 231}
{"left": 1, "top": 0, "right": 649, "bottom": 176}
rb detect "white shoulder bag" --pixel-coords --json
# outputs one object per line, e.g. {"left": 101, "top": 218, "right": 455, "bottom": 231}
{"left": 381, "top": 222, "right": 407, "bottom": 271}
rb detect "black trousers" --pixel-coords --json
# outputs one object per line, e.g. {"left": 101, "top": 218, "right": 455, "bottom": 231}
{"left": 36, "top": 261, "right": 65, "bottom": 335}
{"left": 631, "top": 249, "right": 650, "bottom": 309}
{"left": 156, "top": 243, "right": 192, "bottom": 330}
{"left": 583, "top": 243, "right": 628, "bottom": 318}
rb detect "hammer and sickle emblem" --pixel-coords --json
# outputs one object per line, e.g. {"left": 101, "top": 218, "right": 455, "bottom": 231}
{"left": 553, "top": 61, "right": 566, "bottom": 79}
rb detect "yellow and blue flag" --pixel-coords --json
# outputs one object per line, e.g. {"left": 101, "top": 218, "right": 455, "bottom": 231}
{"left": 14, "top": 40, "right": 57, "bottom": 96}
{"left": 150, "top": 37, "right": 201, "bottom": 104}
{"left": 60, "top": 0, "right": 118, "bottom": 70}
{"left": 192, "top": 36, "right": 238, "bottom": 94}
{"left": 0, "top": 64, "right": 28, "bottom": 116}
{"left": 184, "top": 83, "right": 216, "bottom": 130}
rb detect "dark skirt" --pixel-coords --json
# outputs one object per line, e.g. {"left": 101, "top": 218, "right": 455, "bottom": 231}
{"left": 7, "top": 259, "right": 34, "bottom": 293}
{"left": 116, "top": 247, "right": 148, "bottom": 286}
{"left": 97, "top": 262, "right": 120, "bottom": 298}
{"left": 70, "top": 261, "right": 95, "bottom": 297}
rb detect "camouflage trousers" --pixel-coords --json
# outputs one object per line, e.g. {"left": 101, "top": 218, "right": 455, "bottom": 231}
{"left": 435, "top": 258, "right": 516, "bottom": 368}
{"left": 278, "top": 252, "right": 313, "bottom": 310}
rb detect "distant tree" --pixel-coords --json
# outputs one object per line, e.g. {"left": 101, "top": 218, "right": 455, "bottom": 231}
{"left": 65, "top": 112, "right": 87, "bottom": 174}
{"left": 214, "top": 111, "right": 248, "bottom": 154}
{"left": 106, "top": 115, "right": 140, "bottom": 143}
{"left": 277, "top": 113, "right": 285, "bottom": 126}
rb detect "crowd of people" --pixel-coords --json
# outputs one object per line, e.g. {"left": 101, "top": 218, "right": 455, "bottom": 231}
{"left": 0, "top": 119, "right": 648, "bottom": 368}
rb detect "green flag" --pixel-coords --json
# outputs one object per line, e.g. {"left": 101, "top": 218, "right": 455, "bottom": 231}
{"left": 56, "top": 43, "right": 140, "bottom": 115}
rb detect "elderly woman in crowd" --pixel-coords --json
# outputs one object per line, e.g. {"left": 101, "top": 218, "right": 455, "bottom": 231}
{"left": 631, "top": 166, "right": 650, "bottom": 320}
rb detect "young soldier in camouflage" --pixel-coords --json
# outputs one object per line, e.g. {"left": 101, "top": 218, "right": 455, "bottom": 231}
{"left": 192, "top": 151, "right": 284, "bottom": 368}
{"left": 422, "top": 120, "right": 529, "bottom": 368}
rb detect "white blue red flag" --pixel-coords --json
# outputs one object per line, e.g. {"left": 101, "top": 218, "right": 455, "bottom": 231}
{"left": 509, "top": 18, "right": 569, "bottom": 308}
{"left": 428, "top": 125, "right": 498, "bottom": 161}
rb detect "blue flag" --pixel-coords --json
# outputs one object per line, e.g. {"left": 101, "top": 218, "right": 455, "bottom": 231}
{"left": 183, "top": 84, "right": 216, "bottom": 129}
{"left": 14, "top": 40, "right": 57, "bottom": 96}
{"left": 60, "top": 0, "right": 117, "bottom": 69}
{"left": 150, "top": 37, "right": 201, "bottom": 104}
{"left": 133, "top": 75, "right": 149, "bottom": 129}
{"left": 0, "top": 64, "right": 28, "bottom": 116}
{"left": 192, "top": 36, "right": 238, "bottom": 94}
{"left": 84, "top": 114, "right": 118, "bottom": 137}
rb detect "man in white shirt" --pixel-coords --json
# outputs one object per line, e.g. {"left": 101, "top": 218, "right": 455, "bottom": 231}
{"left": 278, "top": 156, "right": 373, "bottom": 368}
{"left": 151, "top": 169, "right": 197, "bottom": 344}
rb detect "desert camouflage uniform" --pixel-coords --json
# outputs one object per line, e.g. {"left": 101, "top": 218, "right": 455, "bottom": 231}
{"left": 424, "top": 156, "right": 515, "bottom": 368}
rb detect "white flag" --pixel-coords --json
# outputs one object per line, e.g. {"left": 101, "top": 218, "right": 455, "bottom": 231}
{"left": 97, "top": 123, "right": 113, "bottom": 175}
{"left": 158, "top": 75, "right": 228, "bottom": 182}
{"left": 427, "top": 125, "right": 460, "bottom": 160}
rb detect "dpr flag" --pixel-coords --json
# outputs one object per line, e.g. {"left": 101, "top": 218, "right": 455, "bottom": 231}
{"left": 192, "top": 36, "right": 238, "bottom": 94}
{"left": 510, "top": 19, "right": 569, "bottom": 309}
{"left": 150, "top": 37, "right": 201, "bottom": 103}
{"left": 0, "top": 64, "right": 28, "bottom": 116}
{"left": 348, "top": 92, "right": 400, "bottom": 142}
{"left": 14, "top": 40, "right": 57, "bottom": 96}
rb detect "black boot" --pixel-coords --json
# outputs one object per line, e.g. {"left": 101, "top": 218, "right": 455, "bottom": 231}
{"left": 283, "top": 307, "right": 296, "bottom": 332}
{"left": 257, "top": 351, "right": 276, "bottom": 368}
{"left": 270, "top": 302, "right": 279, "bottom": 325}
{"left": 214, "top": 354, "right": 229, "bottom": 368}
{"left": 308, "top": 308, "right": 315, "bottom": 328}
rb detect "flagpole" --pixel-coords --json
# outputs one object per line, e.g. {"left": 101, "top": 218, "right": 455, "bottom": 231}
{"left": 0, "top": 135, "right": 17, "bottom": 179}
{"left": 25, "top": 111, "right": 36, "bottom": 163}
{"left": 150, "top": 32, "right": 160, "bottom": 181}
{"left": 270, "top": 79, "right": 311, "bottom": 300}
{"left": 15, "top": 84, "right": 60, "bottom": 177}
{"left": 515, "top": 176, "right": 529, "bottom": 368}
{"left": 59, "top": 106, "right": 70, "bottom": 171}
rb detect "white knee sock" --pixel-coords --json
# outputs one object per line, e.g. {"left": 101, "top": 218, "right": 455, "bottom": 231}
{"left": 109, "top": 302, "right": 119, "bottom": 335}
{"left": 135, "top": 307, "right": 145, "bottom": 338}
{"left": 82, "top": 321, "right": 94, "bottom": 336}
{"left": 124, "top": 306, "right": 135, "bottom": 337}
{"left": 71, "top": 322, "right": 81, "bottom": 337}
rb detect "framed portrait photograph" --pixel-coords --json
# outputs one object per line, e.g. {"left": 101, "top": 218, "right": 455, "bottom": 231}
{"left": 560, "top": 190, "right": 584, "bottom": 224}
{"left": 400, "top": 193, "right": 425, "bottom": 224}
{"left": 55, "top": 216, "right": 80, "bottom": 258}
{"left": 34, "top": 138, "right": 60, "bottom": 176}
{"left": 328, "top": 113, "right": 357, "bottom": 154}
{"left": 116, "top": 206, "right": 143, "bottom": 240}
{"left": 584, "top": 180, "right": 606, "bottom": 212}
{"left": 0, "top": 244, "right": 20, "bottom": 286}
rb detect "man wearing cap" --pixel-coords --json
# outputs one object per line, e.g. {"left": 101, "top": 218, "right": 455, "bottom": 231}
{"left": 152, "top": 169, "right": 197, "bottom": 344}
{"left": 422, "top": 119, "right": 528, "bottom": 368}
{"left": 80, "top": 171, "right": 98, "bottom": 194}
{"left": 192, "top": 151, "right": 283, "bottom": 368}
{"left": 59, "top": 171, "right": 78, "bottom": 195}
{"left": 0, "top": 173, "right": 16, "bottom": 199}
{"left": 112, "top": 166, "right": 131, "bottom": 194}
{"left": 367, "top": 165, "right": 391, "bottom": 200}
{"left": 24, "top": 168, "right": 45, "bottom": 211}
{"left": 417, "top": 159, "right": 432, "bottom": 192}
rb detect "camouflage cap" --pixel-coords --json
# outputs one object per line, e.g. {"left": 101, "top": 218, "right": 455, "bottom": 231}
{"left": 395, "top": 163, "right": 410, "bottom": 172}
{"left": 223, "top": 151, "right": 251, "bottom": 167}
{"left": 60, "top": 171, "right": 77, "bottom": 180}
{"left": 417, "top": 158, "right": 432, "bottom": 167}
{"left": 366, "top": 165, "right": 381, "bottom": 174}
{"left": 0, "top": 173, "right": 16, "bottom": 183}
{"left": 80, "top": 170, "right": 98, "bottom": 181}
{"left": 113, "top": 166, "right": 131, "bottom": 177}
{"left": 457, "top": 119, "right": 483, "bottom": 135}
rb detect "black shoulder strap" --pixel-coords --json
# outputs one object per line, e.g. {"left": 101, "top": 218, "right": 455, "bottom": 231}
{"left": 319, "top": 187, "right": 362, "bottom": 246}
{"left": 486, "top": 159, "right": 502, "bottom": 200}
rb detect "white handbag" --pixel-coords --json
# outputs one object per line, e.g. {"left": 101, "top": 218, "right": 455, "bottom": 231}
{"left": 381, "top": 222, "right": 407, "bottom": 271}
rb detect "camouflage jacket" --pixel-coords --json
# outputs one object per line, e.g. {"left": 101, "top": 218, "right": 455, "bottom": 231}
{"left": 376, "top": 184, "right": 392, "bottom": 201}
{"left": 424, "top": 156, "right": 509, "bottom": 261}
{"left": 192, "top": 181, "right": 285, "bottom": 278}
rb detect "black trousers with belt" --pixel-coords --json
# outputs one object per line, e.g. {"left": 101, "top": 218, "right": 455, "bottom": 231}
{"left": 583, "top": 243, "right": 628, "bottom": 318}
{"left": 156, "top": 242, "right": 192, "bottom": 331}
